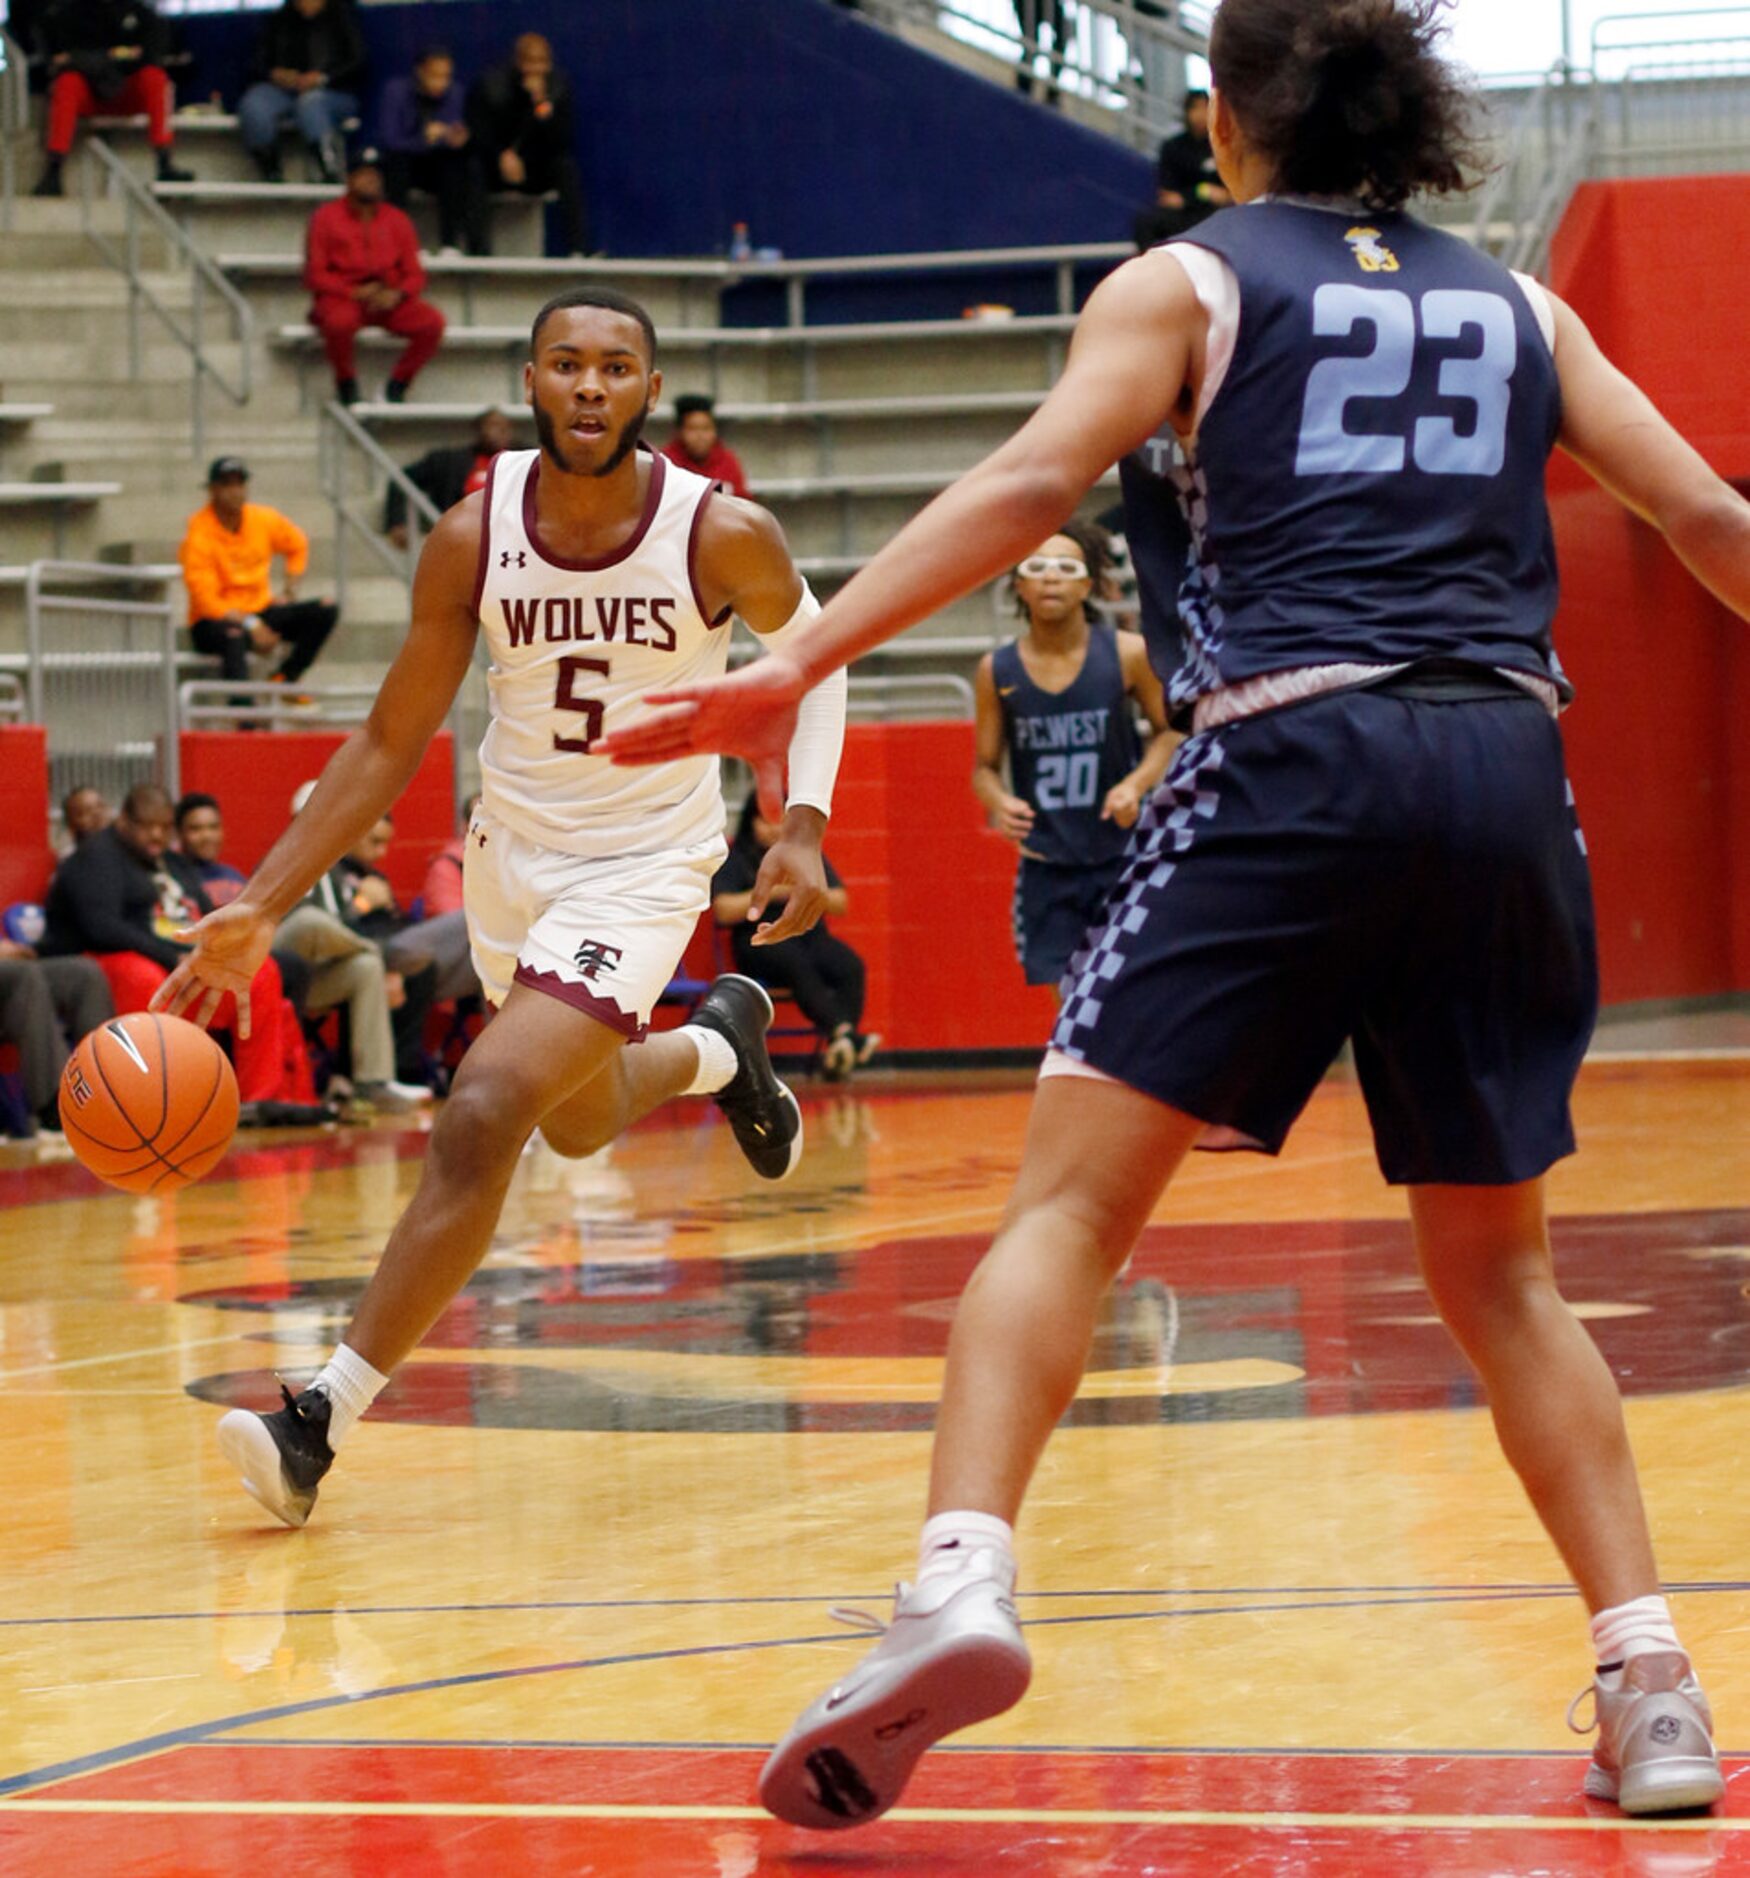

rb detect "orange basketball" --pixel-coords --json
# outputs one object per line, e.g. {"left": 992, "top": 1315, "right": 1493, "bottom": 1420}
{"left": 59, "top": 1013, "right": 240, "bottom": 1195}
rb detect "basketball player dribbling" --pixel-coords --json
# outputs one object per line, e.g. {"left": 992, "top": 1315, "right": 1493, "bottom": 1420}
{"left": 604, "top": 0, "right": 1750, "bottom": 1829}
{"left": 154, "top": 287, "right": 847, "bottom": 1530}
{"left": 976, "top": 519, "right": 1174, "bottom": 997}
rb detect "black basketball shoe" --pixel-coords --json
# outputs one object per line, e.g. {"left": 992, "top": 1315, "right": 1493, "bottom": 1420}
{"left": 693, "top": 974, "right": 803, "bottom": 1181}
{"left": 216, "top": 1382, "right": 335, "bottom": 1528}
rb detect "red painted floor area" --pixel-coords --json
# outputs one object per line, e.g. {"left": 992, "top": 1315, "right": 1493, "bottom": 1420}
{"left": 1, "top": 1743, "right": 1741, "bottom": 1875}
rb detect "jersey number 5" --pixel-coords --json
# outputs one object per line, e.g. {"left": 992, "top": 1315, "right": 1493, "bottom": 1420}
{"left": 1295, "top": 285, "right": 1517, "bottom": 478}
{"left": 553, "top": 654, "right": 609, "bottom": 753}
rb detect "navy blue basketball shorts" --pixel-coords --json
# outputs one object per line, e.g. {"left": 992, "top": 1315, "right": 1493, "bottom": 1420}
{"left": 1049, "top": 688, "right": 1600, "bottom": 1186}
{"left": 1014, "top": 856, "right": 1126, "bottom": 989}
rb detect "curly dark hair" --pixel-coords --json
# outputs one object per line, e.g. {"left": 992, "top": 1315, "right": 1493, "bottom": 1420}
{"left": 1209, "top": 0, "right": 1482, "bottom": 211}
{"left": 1011, "top": 518, "right": 1111, "bottom": 619}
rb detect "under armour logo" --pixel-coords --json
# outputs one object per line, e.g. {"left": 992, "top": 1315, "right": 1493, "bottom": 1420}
{"left": 500, "top": 550, "right": 527, "bottom": 569}
{"left": 474, "top": 830, "right": 487, "bottom": 848}
{"left": 571, "top": 939, "right": 625, "bottom": 981}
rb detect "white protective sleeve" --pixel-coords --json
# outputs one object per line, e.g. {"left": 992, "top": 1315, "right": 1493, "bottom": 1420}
{"left": 754, "top": 581, "right": 847, "bottom": 816}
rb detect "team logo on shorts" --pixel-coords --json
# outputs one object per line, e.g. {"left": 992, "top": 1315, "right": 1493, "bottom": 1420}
{"left": 571, "top": 938, "right": 625, "bottom": 980}
{"left": 1344, "top": 226, "right": 1400, "bottom": 273}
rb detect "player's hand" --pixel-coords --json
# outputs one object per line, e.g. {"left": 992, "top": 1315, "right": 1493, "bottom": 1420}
{"left": 1101, "top": 780, "right": 1142, "bottom": 827}
{"left": 748, "top": 834, "right": 827, "bottom": 947}
{"left": 991, "top": 793, "right": 1036, "bottom": 845}
{"left": 600, "top": 653, "right": 806, "bottom": 823}
{"left": 148, "top": 900, "right": 276, "bottom": 1039}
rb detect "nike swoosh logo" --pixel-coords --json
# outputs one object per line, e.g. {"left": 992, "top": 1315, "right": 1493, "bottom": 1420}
{"left": 998, "top": 686, "right": 1017, "bottom": 696}
{"left": 824, "top": 1681, "right": 862, "bottom": 1712}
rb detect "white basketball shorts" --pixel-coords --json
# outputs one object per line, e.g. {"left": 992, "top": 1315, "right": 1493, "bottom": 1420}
{"left": 463, "top": 807, "right": 724, "bottom": 1041}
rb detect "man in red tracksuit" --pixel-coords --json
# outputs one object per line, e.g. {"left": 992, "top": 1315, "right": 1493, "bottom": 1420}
{"left": 32, "top": 0, "right": 192, "bottom": 197}
{"left": 304, "top": 149, "right": 446, "bottom": 407}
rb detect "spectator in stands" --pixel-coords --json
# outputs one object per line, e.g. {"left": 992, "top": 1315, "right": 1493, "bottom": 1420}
{"left": 180, "top": 458, "right": 339, "bottom": 696}
{"left": 237, "top": 0, "right": 366, "bottom": 184}
{"left": 336, "top": 812, "right": 478, "bottom": 1007}
{"left": 305, "top": 151, "right": 447, "bottom": 407}
{"left": 274, "top": 782, "right": 430, "bottom": 1110}
{"left": 41, "top": 783, "right": 297, "bottom": 1103}
{"left": 659, "top": 395, "right": 751, "bottom": 499}
{"left": 713, "top": 797, "right": 875, "bottom": 1082}
{"left": 384, "top": 411, "right": 515, "bottom": 550}
{"left": 466, "top": 33, "right": 589, "bottom": 258}
{"left": 379, "top": 44, "right": 488, "bottom": 258}
{"left": 418, "top": 794, "right": 481, "bottom": 919}
{"left": 0, "top": 934, "right": 112, "bottom": 1139}
{"left": 31, "top": 0, "right": 192, "bottom": 197}
{"left": 60, "top": 786, "right": 112, "bottom": 854}
{"left": 176, "top": 789, "right": 316, "bottom": 1017}
{"left": 1011, "top": 0, "right": 1070, "bottom": 103}
{"left": 1133, "top": 89, "right": 1230, "bottom": 250}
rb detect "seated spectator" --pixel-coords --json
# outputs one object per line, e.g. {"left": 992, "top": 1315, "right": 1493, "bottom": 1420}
{"left": 385, "top": 411, "right": 514, "bottom": 550}
{"left": 712, "top": 797, "right": 876, "bottom": 1081}
{"left": 237, "top": 0, "right": 366, "bottom": 184}
{"left": 0, "top": 931, "right": 113, "bottom": 1139}
{"left": 175, "top": 788, "right": 316, "bottom": 1032}
{"left": 418, "top": 794, "right": 481, "bottom": 919}
{"left": 32, "top": 0, "right": 191, "bottom": 197}
{"left": 379, "top": 44, "right": 488, "bottom": 257}
{"left": 1134, "top": 90, "right": 1231, "bottom": 251}
{"left": 306, "top": 151, "right": 447, "bottom": 406}
{"left": 334, "top": 812, "right": 477, "bottom": 1006}
{"left": 40, "top": 783, "right": 302, "bottom": 1104}
{"left": 466, "top": 34, "right": 589, "bottom": 258}
{"left": 179, "top": 458, "right": 339, "bottom": 698}
{"left": 659, "top": 395, "right": 751, "bottom": 499}
{"left": 60, "top": 785, "right": 112, "bottom": 855}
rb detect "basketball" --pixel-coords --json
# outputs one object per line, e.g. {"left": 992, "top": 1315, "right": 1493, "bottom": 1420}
{"left": 58, "top": 1013, "right": 240, "bottom": 1195}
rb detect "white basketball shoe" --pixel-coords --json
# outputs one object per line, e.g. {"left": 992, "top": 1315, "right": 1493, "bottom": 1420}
{"left": 1569, "top": 1651, "right": 1724, "bottom": 1814}
{"left": 759, "top": 1549, "right": 1032, "bottom": 1830}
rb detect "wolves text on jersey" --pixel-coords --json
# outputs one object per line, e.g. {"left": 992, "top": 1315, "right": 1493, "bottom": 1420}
{"left": 500, "top": 594, "right": 680, "bottom": 653}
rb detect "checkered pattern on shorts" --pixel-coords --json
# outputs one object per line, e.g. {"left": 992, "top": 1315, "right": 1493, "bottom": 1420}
{"left": 1052, "top": 731, "right": 1230, "bottom": 1058}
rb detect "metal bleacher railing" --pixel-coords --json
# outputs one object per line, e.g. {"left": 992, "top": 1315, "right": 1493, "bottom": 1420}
{"left": 76, "top": 137, "right": 255, "bottom": 459}
{"left": 22, "top": 562, "right": 185, "bottom": 804}
{"left": 1471, "top": 9, "right": 1750, "bottom": 276}
{"left": 0, "top": 29, "right": 26, "bottom": 235}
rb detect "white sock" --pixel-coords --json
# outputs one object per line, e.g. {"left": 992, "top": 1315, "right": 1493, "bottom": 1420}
{"left": 308, "top": 1343, "right": 389, "bottom": 1449}
{"left": 917, "top": 1510, "right": 1016, "bottom": 1587}
{"left": 1590, "top": 1593, "right": 1682, "bottom": 1679}
{"left": 679, "top": 1023, "right": 738, "bottom": 1095}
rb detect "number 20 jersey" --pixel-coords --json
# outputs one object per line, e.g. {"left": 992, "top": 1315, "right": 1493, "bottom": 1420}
{"left": 1142, "top": 201, "right": 1566, "bottom": 721}
{"left": 474, "top": 447, "right": 731, "bottom": 859}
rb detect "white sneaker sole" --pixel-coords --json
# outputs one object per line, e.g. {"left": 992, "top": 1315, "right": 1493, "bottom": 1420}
{"left": 216, "top": 1408, "right": 312, "bottom": 1529}
{"left": 759, "top": 1627, "right": 1032, "bottom": 1830}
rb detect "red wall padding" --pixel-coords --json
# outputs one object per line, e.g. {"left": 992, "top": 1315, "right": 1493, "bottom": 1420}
{"left": 1548, "top": 176, "right": 1750, "bottom": 1002}
{"left": 177, "top": 731, "right": 458, "bottom": 903}
{"left": 0, "top": 725, "right": 52, "bottom": 908}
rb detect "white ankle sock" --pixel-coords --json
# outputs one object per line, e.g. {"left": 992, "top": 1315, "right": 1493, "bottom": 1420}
{"left": 308, "top": 1343, "right": 389, "bottom": 1449}
{"left": 679, "top": 1023, "right": 738, "bottom": 1095}
{"left": 1591, "top": 1593, "right": 1682, "bottom": 1675}
{"left": 917, "top": 1510, "right": 1016, "bottom": 1586}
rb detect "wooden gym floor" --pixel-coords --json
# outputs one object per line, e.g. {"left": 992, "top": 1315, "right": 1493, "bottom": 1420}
{"left": 1, "top": 1035, "right": 1747, "bottom": 1875}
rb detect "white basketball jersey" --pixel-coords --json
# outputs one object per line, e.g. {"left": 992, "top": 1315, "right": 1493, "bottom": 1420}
{"left": 474, "top": 448, "right": 732, "bottom": 858}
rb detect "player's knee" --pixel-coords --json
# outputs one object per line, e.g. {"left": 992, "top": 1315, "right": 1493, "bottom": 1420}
{"left": 429, "top": 1078, "right": 539, "bottom": 1176}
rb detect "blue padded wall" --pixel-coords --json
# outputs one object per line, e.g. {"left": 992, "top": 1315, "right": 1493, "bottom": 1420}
{"left": 176, "top": 0, "right": 1150, "bottom": 264}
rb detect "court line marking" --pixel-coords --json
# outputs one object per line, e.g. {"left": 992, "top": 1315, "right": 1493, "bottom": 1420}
{"left": 0, "top": 1797, "right": 1740, "bottom": 1833}
{"left": 0, "top": 1332, "right": 246, "bottom": 1384}
{"left": 5, "top": 1578, "right": 1746, "bottom": 1629}
{"left": 7, "top": 1596, "right": 1750, "bottom": 1800}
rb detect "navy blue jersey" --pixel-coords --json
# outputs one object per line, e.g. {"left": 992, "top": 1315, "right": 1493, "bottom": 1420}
{"left": 1127, "top": 202, "right": 1568, "bottom": 723}
{"left": 994, "top": 625, "right": 1143, "bottom": 867}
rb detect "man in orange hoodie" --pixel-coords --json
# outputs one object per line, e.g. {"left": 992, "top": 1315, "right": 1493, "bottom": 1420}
{"left": 180, "top": 458, "right": 340, "bottom": 691}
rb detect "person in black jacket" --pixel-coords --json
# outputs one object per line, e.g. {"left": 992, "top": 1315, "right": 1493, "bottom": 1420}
{"left": 384, "top": 409, "right": 515, "bottom": 548}
{"left": 1133, "top": 90, "right": 1232, "bottom": 250}
{"left": 32, "top": 0, "right": 192, "bottom": 197}
{"left": 42, "top": 783, "right": 295, "bottom": 1101}
{"left": 237, "top": 0, "right": 367, "bottom": 184}
{"left": 465, "top": 34, "right": 589, "bottom": 257}
{"left": 712, "top": 797, "right": 876, "bottom": 1081}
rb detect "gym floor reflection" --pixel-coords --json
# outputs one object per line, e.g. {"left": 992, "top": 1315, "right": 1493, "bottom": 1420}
{"left": 1, "top": 1054, "right": 1746, "bottom": 1874}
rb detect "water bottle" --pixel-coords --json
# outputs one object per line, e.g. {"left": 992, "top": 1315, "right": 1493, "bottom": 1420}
{"left": 729, "top": 221, "right": 752, "bottom": 263}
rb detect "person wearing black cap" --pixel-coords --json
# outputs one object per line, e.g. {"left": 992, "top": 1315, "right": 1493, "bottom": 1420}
{"left": 658, "top": 394, "right": 750, "bottom": 499}
{"left": 304, "top": 150, "right": 447, "bottom": 406}
{"left": 179, "top": 458, "right": 339, "bottom": 695}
